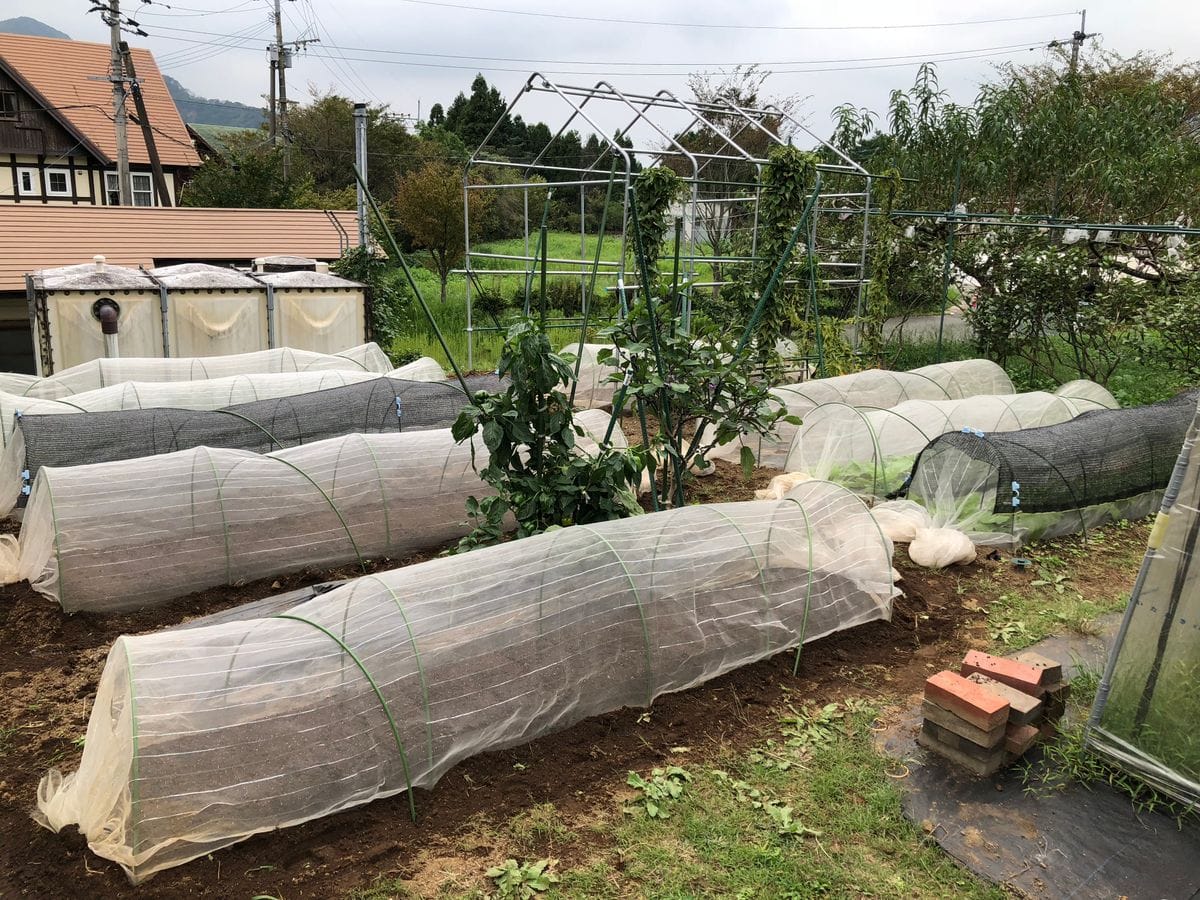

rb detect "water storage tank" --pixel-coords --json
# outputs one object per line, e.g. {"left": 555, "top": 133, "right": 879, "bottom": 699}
{"left": 27, "top": 257, "right": 367, "bottom": 373}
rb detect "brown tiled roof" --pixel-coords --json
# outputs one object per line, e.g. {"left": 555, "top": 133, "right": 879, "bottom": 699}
{"left": 0, "top": 205, "right": 356, "bottom": 291}
{"left": 0, "top": 33, "right": 200, "bottom": 167}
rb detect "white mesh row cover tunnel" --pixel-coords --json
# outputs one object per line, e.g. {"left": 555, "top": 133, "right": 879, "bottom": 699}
{"left": 0, "top": 409, "right": 623, "bottom": 612}
{"left": 902, "top": 389, "right": 1200, "bottom": 547}
{"left": 708, "top": 359, "right": 1014, "bottom": 469}
{"left": 783, "top": 381, "right": 1118, "bottom": 498}
{"left": 559, "top": 343, "right": 619, "bottom": 409}
{"left": 1088, "top": 393, "right": 1200, "bottom": 805}
{"left": 35, "top": 481, "right": 896, "bottom": 883}
{"left": 0, "top": 374, "right": 503, "bottom": 516}
{"left": 0, "top": 343, "right": 393, "bottom": 399}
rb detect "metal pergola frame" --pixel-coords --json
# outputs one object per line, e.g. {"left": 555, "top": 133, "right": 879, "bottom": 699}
{"left": 460, "top": 74, "right": 874, "bottom": 368}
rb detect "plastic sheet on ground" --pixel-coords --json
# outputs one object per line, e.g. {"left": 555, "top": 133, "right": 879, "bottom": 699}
{"left": 36, "top": 480, "right": 896, "bottom": 883}
{"left": 708, "top": 359, "right": 1014, "bottom": 469}
{"left": 0, "top": 374, "right": 502, "bottom": 516}
{"left": 0, "top": 409, "right": 622, "bottom": 612}
{"left": 903, "top": 389, "right": 1200, "bottom": 546}
{"left": 0, "top": 343, "right": 392, "bottom": 399}
{"left": 783, "top": 382, "right": 1116, "bottom": 498}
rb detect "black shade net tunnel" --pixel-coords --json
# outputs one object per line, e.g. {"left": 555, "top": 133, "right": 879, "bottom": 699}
{"left": 0, "top": 374, "right": 504, "bottom": 515}
{"left": 902, "top": 389, "right": 1200, "bottom": 546}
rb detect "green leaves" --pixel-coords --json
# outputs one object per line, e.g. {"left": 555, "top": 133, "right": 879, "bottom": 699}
{"left": 626, "top": 766, "right": 693, "bottom": 819}
{"left": 600, "top": 299, "right": 786, "bottom": 508}
{"left": 485, "top": 857, "right": 559, "bottom": 899}
{"left": 452, "top": 318, "right": 642, "bottom": 552}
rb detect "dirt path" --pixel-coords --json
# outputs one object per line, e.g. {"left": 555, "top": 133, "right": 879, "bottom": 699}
{"left": 0, "top": 488, "right": 1147, "bottom": 899}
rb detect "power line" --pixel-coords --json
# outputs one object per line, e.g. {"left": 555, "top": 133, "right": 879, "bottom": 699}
{"left": 145, "top": 24, "right": 1053, "bottom": 68}
{"left": 383, "top": 1, "right": 1077, "bottom": 31}
{"left": 135, "top": 0, "right": 261, "bottom": 18}
{"left": 150, "top": 32, "right": 1049, "bottom": 77}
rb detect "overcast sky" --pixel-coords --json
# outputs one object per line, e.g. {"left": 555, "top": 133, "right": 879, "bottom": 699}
{"left": 10, "top": 0, "right": 1200, "bottom": 145}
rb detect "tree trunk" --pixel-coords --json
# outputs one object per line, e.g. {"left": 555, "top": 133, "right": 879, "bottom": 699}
{"left": 440, "top": 275, "right": 448, "bottom": 304}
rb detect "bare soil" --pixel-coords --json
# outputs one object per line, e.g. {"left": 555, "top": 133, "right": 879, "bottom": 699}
{"left": 0, "top": 470, "right": 1148, "bottom": 899}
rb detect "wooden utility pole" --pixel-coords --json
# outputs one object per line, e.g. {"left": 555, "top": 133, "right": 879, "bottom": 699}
{"left": 105, "top": 0, "right": 132, "bottom": 205}
{"left": 273, "top": 0, "right": 290, "bottom": 178}
{"left": 1069, "top": 9, "right": 1087, "bottom": 77}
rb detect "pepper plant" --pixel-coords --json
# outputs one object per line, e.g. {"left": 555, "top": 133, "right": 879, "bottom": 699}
{"left": 451, "top": 319, "right": 643, "bottom": 550}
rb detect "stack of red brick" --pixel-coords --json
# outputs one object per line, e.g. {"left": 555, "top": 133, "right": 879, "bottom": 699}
{"left": 920, "top": 650, "right": 1070, "bottom": 775}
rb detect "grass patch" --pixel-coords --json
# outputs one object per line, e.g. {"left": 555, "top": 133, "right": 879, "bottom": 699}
{"left": 557, "top": 704, "right": 1002, "bottom": 900}
{"left": 985, "top": 580, "right": 1128, "bottom": 651}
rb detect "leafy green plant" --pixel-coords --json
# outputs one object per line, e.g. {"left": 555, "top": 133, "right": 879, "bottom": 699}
{"left": 485, "top": 857, "right": 559, "bottom": 899}
{"left": 629, "top": 167, "right": 685, "bottom": 281}
{"left": 599, "top": 306, "right": 791, "bottom": 507}
{"left": 332, "top": 244, "right": 413, "bottom": 361}
{"left": 625, "top": 766, "right": 693, "bottom": 819}
{"left": 779, "top": 703, "right": 847, "bottom": 749}
{"left": 451, "top": 319, "right": 643, "bottom": 550}
{"left": 710, "top": 770, "right": 822, "bottom": 838}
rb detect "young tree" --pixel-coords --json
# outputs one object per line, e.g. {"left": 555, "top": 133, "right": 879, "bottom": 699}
{"left": 393, "top": 160, "right": 487, "bottom": 303}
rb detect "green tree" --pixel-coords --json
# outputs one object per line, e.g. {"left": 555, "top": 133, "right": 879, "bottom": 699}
{"left": 393, "top": 160, "right": 488, "bottom": 303}
{"left": 287, "top": 90, "right": 420, "bottom": 204}
{"left": 829, "top": 53, "right": 1200, "bottom": 382}
{"left": 180, "top": 131, "right": 307, "bottom": 208}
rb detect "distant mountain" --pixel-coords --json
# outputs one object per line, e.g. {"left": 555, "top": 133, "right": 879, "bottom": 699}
{"left": 163, "top": 76, "right": 264, "bottom": 128}
{"left": 0, "top": 17, "right": 264, "bottom": 128}
{"left": 0, "top": 16, "right": 71, "bottom": 40}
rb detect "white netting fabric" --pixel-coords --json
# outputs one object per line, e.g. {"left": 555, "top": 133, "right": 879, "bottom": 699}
{"left": 0, "top": 343, "right": 393, "bottom": 399}
{"left": 559, "top": 343, "right": 620, "bottom": 409}
{"left": 709, "top": 359, "right": 1015, "bottom": 468}
{"left": 0, "top": 409, "right": 621, "bottom": 612}
{"left": 35, "top": 481, "right": 895, "bottom": 883}
{"left": 782, "top": 383, "right": 1117, "bottom": 498}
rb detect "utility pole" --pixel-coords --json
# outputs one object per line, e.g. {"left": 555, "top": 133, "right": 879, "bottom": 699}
{"left": 104, "top": 1, "right": 131, "bottom": 205}
{"left": 1069, "top": 9, "right": 1087, "bottom": 77}
{"left": 273, "top": 0, "right": 290, "bottom": 178}
{"left": 354, "top": 102, "right": 369, "bottom": 246}
{"left": 268, "top": 53, "right": 277, "bottom": 144}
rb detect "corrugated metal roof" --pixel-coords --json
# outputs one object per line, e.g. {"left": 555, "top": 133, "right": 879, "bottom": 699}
{"left": 0, "top": 205, "right": 357, "bottom": 291}
{"left": 0, "top": 32, "right": 200, "bottom": 167}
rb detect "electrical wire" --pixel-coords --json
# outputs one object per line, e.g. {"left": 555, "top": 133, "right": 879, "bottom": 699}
{"left": 382, "top": 1, "right": 1078, "bottom": 32}
{"left": 144, "top": 22, "right": 1055, "bottom": 69}
{"left": 149, "top": 32, "right": 1050, "bottom": 77}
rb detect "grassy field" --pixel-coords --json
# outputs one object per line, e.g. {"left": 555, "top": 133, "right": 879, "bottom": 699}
{"left": 388, "top": 232, "right": 714, "bottom": 372}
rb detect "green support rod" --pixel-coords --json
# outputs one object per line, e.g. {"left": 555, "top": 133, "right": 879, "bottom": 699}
{"left": 351, "top": 166, "right": 471, "bottom": 396}
{"left": 569, "top": 161, "right": 618, "bottom": 411}
{"left": 523, "top": 191, "right": 555, "bottom": 316}
{"left": 628, "top": 187, "right": 683, "bottom": 504}
{"left": 682, "top": 176, "right": 823, "bottom": 466}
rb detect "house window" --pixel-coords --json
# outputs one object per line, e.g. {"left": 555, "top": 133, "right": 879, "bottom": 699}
{"left": 16, "top": 167, "right": 38, "bottom": 196}
{"left": 44, "top": 168, "right": 71, "bottom": 197}
{"left": 0, "top": 91, "right": 17, "bottom": 120}
{"left": 132, "top": 172, "right": 153, "bottom": 206}
{"left": 105, "top": 171, "right": 156, "bottom": 206}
